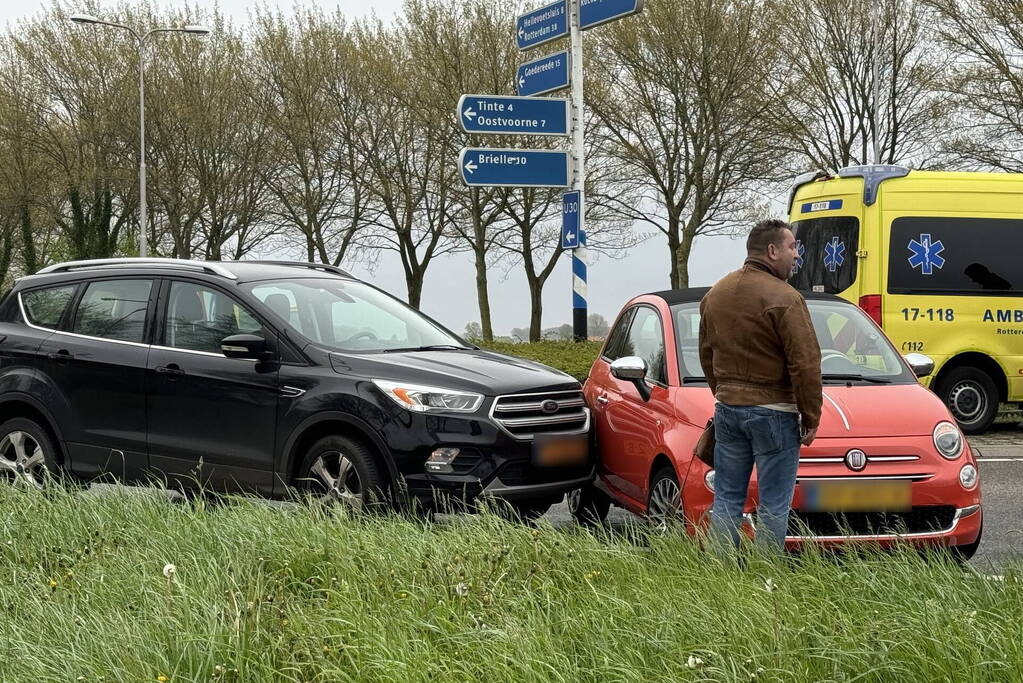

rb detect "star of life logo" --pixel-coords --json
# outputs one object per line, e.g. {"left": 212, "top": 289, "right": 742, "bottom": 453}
{"left": 791, "top": 240, "right": 806, "bottom": 275}
{"left": 907, "top": 233, "right": 945, "bottom": 276}
{"left": 824, "top": 237, "right": 845, "bottom": 273}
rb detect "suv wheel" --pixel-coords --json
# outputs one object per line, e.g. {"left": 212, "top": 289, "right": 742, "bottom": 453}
{"left": 296, "top": 435, "right": 386, "bottom": 511}
{"left": 567, "top": 485, "right": 611, "bottom": 527}
{"left": 647, "top": 466, "right": 684, "bottom": 529}
{"left": 0, "top": 417, "right": 62, "bottom": 489}
{"left": 937, "top": 367, "right": 999, "bottom": 434}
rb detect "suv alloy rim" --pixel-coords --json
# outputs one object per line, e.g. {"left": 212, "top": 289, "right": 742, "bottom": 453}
{"left": 309, "top": 450, "right": 364, "bottom": 509}
{"left": 0, "top": 431, "right": 46, "bottom": 489}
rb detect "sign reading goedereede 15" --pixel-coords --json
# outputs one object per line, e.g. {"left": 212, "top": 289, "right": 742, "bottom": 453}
{"left": 459, "top": 148, "right": 571, "bottom": 188}
{"left": 457, "top": 95, "right": 569, "bottom": 136}
{"left": 517, "top": 50, "right": 571, "bottom": 97}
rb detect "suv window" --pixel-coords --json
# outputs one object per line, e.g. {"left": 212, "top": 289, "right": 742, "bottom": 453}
{"left": 602, "top": 308, "right": 635, "bottom": 361}
{"left": 620, "top": 306, "right": 667, "bottom": 385}
{"left": 22, "top": 284, "right": 76, "bottom": 328}
{"left": 165, "top": 281, "right": 261, "bottom": 354}
{"left": 72, "top": 279, "right": 152, "bottom": 343}
{"left": 888, "top": 216, "right": 1023, "bottom": 295}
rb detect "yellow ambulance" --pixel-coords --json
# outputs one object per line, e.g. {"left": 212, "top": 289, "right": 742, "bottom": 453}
{"left": 787, "top": 165, "right": 1023, "bottom": 433}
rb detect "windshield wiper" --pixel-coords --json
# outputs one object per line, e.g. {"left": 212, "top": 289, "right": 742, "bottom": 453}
{"left": 682, "top": 376, "right": 708, "bottom": 384}
{"left": 821, "top": 374, "right": 892, "bottom": 384}
{"left": 381, "top": 345, "right": 473, "bottom": 353}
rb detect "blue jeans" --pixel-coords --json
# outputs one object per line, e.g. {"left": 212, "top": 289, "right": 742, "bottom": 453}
{"left": 710, "top": 403, "right": 801, "bottom": 551}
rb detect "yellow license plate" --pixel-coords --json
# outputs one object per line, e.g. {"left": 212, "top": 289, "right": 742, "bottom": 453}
{"left": 532, "top": 435, "right": 589, "bottom": 467}
{"left": 802, "top": 480, "right": 911, "bottom": 512}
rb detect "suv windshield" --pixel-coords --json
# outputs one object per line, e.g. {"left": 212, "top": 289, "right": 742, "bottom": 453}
{"left": 672, "top": 299, "right": 914, "bottom": 383}
{"left": 247, "top": 278, "right": 470, "bottom": 353}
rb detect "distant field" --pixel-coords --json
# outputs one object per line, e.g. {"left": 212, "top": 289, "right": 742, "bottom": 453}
{"left": 0, "top": 485, "right": 1019, "bottom": 682}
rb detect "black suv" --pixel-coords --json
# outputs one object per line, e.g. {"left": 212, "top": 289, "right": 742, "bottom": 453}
{"left": 0, "top": 258, "right": 592, "bottom": 517}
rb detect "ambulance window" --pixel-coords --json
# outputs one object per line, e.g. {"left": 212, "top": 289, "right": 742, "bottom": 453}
{"left": 787, "top": 216, "right": 859, "bottom": 295}
{"left": 888, "top": 217, "right": 1023, "bottom": 295}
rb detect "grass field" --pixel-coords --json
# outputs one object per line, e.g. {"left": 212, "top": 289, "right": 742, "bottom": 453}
{"left": 0, "top": 484, "right": 1018, "bottom": 682}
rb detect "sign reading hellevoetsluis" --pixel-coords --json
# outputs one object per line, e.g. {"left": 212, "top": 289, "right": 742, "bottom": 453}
{"left": 459, "top": 148, "right": 571, "bottom": 188}
{"left": 517, "top": 50, "right": 571, "bottom": 96}
{"left": 516, "top": 0, "right": 568, "bottom": 51}
{"left": 457, "top": 95, "right": 569, "bottom": 136}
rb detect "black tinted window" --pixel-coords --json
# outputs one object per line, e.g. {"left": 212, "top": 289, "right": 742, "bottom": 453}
{"left": 788, "top": 216, "right": 860, "bottom": 294}
{"left": 602, "top": 308, "right": 635, "bottom": 361}
{"left": 22, "top": 285, "right": 76, "bottom": 328}
{"left": 73, "top": 280, "right": 152, "bottom": 343}
{"left": 888, "top": 217, "right": 1023, "bottom": 295}
{"left": 620, "top": 306, "right": 667, "bottom": 385}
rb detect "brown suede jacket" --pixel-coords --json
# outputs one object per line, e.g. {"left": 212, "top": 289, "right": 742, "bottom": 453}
{"left": 698, "top": 258, "right": 823, "bottom": 429}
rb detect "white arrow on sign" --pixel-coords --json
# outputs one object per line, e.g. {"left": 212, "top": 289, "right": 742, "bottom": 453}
{"left": 462, "top": 107, "right": 477, "bottom": 121}
{"left": 565, "top": 231, "right": 575, "bottom": 242}
{"left": 518, "top": 28, "right": 525, "bottom": 39}
{"left": 464, "top": 160, "right": 478, "bottom": 174}
{"left": 518, "top": 76, "right": 526, "bottom": 89}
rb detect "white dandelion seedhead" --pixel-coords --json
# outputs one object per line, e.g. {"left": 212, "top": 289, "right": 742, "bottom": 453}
{"left": 163, "top": 563, "right": 177, "bottom": 579}
{"left": 763, "top": 578, "right": 777, "bottom": 593}
{"left": 686, "top": 655, "right": 705, "bottom": 669}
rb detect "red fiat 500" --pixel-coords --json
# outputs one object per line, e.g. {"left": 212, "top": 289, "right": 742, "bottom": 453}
{"left": 572, "top": 288, "right": 982, "bottom": 558}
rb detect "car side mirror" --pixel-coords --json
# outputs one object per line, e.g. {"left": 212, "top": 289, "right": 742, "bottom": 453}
{"left": 221, "top": 334, "right": 269, "bottom": 360}
{"left": 610, "top": 356, "right": 651, "bottom": 402}
{"left": 903, "top": 352, "right": 934, "bottom": 378}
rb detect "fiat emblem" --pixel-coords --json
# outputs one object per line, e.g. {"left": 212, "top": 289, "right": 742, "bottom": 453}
{"left": 844, "top": 449, "right": 868, "bottom": 472}
{"left": 540, "top": 400, "right": 560, "bottom": 414}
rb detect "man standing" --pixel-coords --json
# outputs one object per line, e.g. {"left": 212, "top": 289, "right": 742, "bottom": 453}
{"left": 698, "top": 219, "right": 822, "bottom": 550}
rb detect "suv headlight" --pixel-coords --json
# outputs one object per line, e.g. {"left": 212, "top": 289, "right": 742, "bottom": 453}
{"left": 933, "top": 421, "right": 964, "bottom": 460}
{"left": 371, "top": 379, "right": 483, "bottom": 413}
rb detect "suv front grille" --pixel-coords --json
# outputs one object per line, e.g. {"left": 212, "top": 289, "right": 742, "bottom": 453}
{"left": 490, "top": 390, "right": 589, "bottom": 440}
{"left": 788, "top": 505, "right": 957, "bottom": 537}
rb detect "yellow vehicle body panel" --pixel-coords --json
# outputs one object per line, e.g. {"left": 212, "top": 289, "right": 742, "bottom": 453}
{"left": 789, "top": 170, "right": 1023, "bottom": 404}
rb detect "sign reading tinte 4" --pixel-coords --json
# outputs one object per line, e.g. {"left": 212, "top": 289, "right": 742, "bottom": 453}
{"left": 457, "top": 95, "right": 569, "bottom": 137}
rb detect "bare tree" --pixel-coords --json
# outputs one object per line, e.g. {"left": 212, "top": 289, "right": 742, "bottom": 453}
{"left": 775, "top": 0, "right": 951, "bottom": 171}
{"left": 923, "top": 0, "right": 1023, "bottom": 172}
{"left": 588, "top": 0, "right": 788, "bottom": 289}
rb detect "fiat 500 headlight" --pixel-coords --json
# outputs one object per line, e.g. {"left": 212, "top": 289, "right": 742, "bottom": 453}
{"left": 371, "top": 379, "right": 483, "bottom": 413}
{"left": 933, "top": 421, "right": 964, "bottom": 460}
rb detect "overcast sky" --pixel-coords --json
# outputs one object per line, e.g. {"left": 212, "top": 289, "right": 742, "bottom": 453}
{"left": 2, "top": 0, "right": 754, "bottom": 337}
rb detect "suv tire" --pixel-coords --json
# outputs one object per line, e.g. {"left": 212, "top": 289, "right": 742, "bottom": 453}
{"left": 0, "top": 417, "right": 66, "bottom": 489}
{"left": 937, "top": 367, "right": 999, "bottom": 434}
{"left": 567, "top": 485, "right": 611, "bottom": 527}
{"left": 296, "top": 434, "right": 387, "bottom": 511}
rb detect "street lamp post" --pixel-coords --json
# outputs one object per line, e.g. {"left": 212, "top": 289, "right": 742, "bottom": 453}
{"left": 69, "top": 13, "right": 210, "bottom": 258}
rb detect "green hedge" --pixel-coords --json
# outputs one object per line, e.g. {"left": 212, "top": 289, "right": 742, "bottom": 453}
{"left": 477, "top": 340, "right": 603, "bottom": 382}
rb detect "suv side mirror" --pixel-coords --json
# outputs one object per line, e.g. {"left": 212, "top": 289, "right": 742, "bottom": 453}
{"left": 610, "top": 356, "right": 651, "bottom": 402}
{"left": 221, "top": 334, "right": 269, "bottom": 360}
{"left": 903, "top": 352, "right": 934, "bottom": 378}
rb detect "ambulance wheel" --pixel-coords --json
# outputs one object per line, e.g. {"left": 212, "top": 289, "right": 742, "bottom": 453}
{"left": 937, "top": 367, "right": 999, "bottom": 435}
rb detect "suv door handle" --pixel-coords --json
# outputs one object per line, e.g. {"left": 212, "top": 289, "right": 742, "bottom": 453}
{"left": 156, "top": 363, "right": 185, "bottom": 378}
{"left": 596, "top": 396, "right": 609, "bottom": 405}
{"left": 48, "top": 349, "right": 74, "bottom": 363}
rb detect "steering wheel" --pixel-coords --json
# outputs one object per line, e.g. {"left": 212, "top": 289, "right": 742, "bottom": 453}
{"left": 820, "top": 349, "right": 848, "bottom": 364}
{"left": 345, "top": 330, "right": 379, "bottom": 344}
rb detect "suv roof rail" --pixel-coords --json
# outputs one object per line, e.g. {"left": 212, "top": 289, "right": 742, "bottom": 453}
{"left": 36, "top": 258, "right": 237, "bottom": 280}
{"left": 243, "top": 260, "right": 354, "bottom": 278}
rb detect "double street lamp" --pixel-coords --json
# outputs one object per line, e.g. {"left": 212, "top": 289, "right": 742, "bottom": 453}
{"left": 69, "top": 13, "right": 210, "bottom": 258}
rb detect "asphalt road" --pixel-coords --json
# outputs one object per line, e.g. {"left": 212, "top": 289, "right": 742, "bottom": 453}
{"left": 544, "top": 423, "right": 1023, "bottom": 571}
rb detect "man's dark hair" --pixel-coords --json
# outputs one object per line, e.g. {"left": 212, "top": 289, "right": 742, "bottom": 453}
{"left": 746, "top": 219, "right": 792, "bottom": 254}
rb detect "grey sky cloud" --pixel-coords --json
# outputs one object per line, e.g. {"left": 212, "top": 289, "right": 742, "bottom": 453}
{"left": 3, "top": 0, "right": 760, "bottom": 336}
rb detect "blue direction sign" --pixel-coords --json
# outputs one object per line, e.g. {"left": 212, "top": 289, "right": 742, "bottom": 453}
{"left": 517, "top": 0, "right": 568, "bottom": 51}
{"left": 581, "top": 0, "right": 644, "bottom": 30}
{"left": 517, "top": 50, "right": 571, "bottom": 96}
{"left": 459, "top": 148, "right": 571, "bottom": 188}
{"left": 562, "top": 190, "right": 581, "bottom": 249}
{"left": 457, "top": 95, "right": 568, "bottom": 136}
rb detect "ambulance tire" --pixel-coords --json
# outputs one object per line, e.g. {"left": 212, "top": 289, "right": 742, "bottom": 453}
{"left": 937, "top": 367, "right": 999, "bottom": 435}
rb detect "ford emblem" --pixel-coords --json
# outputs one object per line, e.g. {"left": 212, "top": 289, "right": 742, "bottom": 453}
{"left": 844, "top": 449, "right": 868, "bottom": 472}
{"left": 540, "top": 399, "right": 560, "bottom": 414}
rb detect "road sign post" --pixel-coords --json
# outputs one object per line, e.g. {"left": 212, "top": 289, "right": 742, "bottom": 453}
{"left": 457, "top": 95, "right": 569, "bottom": 136}
{"left": 459, "top": 148, "right": 571, "bottom": 188}
{"left": 517, "top": 50, "right": 571, "bottom": 96}
{"left": 569, "top": 0, "right": 587, "bottom": 341}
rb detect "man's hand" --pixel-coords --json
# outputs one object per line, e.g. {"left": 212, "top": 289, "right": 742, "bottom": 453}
{"left": 800, "top": 427, "right": 818, "bottom": 446}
